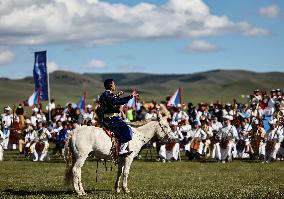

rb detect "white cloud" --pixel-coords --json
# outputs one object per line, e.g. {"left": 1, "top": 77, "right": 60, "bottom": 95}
{"left": 185, "top": 40, "right": 218, "bottom": 52}
{"left": 238, "top": 21, "right": 270, "bottom": 36}
{"left": 0, "top": 50, "right": 14, "bottom": 65}
{"left": 47, "top": 61, "right": 59, "bottom": 73}
{"left": 259, "top": 5, "right": 280, "bottom": 18}
{"left": 0, "top": 0, "right": 270, "bottom": 47}
{"left": 83, "top": 59, "right": 106, "bottom": 69}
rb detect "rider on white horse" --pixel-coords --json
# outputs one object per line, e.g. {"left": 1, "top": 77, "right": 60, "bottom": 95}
{"left": 98, "top": 79, "right": 139, "bottom": 156}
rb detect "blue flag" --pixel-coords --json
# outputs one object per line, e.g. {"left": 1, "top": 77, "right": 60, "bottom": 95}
{"left": 33, "top": 51, "right": 48, "bottom": 101}
{"left": 77, "top": 91, "right": 86, "bottom": 113}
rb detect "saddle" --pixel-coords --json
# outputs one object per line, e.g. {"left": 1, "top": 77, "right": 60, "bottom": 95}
{"left": 103, "top": 128, "right": 119, "bottom": 163}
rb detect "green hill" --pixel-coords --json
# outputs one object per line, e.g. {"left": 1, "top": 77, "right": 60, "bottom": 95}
{"left": 0, "top": 70, "right": 283, "bottom": 110}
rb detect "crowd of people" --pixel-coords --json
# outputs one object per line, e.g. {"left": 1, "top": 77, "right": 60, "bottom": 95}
{"left": 157, "top": 88, "right": 284, "bottom": 163}
{"left": 0, "top": 88, "right": 283, "bottom": 163}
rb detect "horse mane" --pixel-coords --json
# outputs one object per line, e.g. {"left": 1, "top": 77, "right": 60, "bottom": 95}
{"left": 128, "top": 119, "right": 155, "bottom": 128}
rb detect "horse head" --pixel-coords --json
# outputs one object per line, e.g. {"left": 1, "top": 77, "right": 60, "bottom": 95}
{"left": 156, "top": 108, "right": 175, "bottom": 142}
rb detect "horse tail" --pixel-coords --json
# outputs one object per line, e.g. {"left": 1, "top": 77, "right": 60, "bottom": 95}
{"left": 64, "top": 130, "right": 77, "bottom": 185}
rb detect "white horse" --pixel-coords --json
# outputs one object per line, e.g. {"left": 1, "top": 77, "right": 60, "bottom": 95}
{"left": 64, "top": 114, "right": 174, "bottom": 196}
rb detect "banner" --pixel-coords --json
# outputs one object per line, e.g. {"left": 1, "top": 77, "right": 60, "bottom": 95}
{"left": 167, "top": 88, "right": 182, "bottom": 107}
{"left": 23, "top": 90, "right": 40, "bottom": 107}
{"left": 33, "top": 51, "right": 48, "bottom": 100}
{"left": 77, "top": 91, "right": 87, "bottom": 113}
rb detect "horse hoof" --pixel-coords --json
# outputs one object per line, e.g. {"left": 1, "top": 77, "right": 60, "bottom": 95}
{"left": 78, "top": 191, "right": 87, "bottom": 196}
{"left": 114, "top": 188, "right": 121, "bottom": 193}
{"left": 122, "top": 188, "right": 130, "bottom": 193}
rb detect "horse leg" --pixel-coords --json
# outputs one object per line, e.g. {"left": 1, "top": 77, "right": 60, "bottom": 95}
{"left": 114, "top": 156, "right": 125, "bottom": 193}
{"left": 73, "top": 155, "right": 88, "bottom": 196}
{"left": 122, "top": 155, "right": 134, "bottom": 193}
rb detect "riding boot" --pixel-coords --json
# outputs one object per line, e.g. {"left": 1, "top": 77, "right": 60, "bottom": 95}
{"left": 119, "top": 142, "right": 132, "bottom": 156}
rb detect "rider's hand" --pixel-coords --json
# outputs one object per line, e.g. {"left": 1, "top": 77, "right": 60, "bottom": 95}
{"left": 132, "top": 90, "right": 139, "bottom": 97}
{"left": 118, "top": 91, "right": 124, "bottom": 96}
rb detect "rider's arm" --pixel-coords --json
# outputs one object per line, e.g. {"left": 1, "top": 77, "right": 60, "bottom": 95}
{"left": 110, "top": 95, "right": 133, "bottom": 106}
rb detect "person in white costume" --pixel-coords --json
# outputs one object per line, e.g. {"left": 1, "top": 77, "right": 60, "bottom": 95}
{"left": 222, "top": 103, "right": 234, "bottom": 118}
{"left": 83, "top": 104, "right": 94, "bottom": 122}
{"left": 265, "top": 119, "right": 283, "bottom": 163}
{"left": 0, "top": 129, "right": 5, "bottom": 161}
{"left": 249, "top": 119, "right": 267, "bottom": 160}
{"left": 218, "top": 115, "right": 238, "bottom": 163}
{"left": 185, "top": 120, "right": 206, "bottom": 160}
{"left": 236, "top": 117, "right": 252, "bottom": 157}
{"left": 1, "top": 106, "right": 13, "bottom": 149}
{"left": 211, "top": 116, "right": 223, "bottom": 132}
{"left": 200, "top": 117, "right": 213, "bottom": 157}
{"left": 172, "top": 104, "right": 189, "bottom": 123}
{"left": 178, "top": 119, "right": 192, "bottom": 149}
{"left": 23, "top": 119, "right": 36, "bottom": 157}
{"left": 159, "top": 121, "right": 183, "bottom": 162}
{"left": 211, "top": 130, "right": 221, "bottom": 161}
{"left": 30, "top": 120, "right": 51, "bottom": 161}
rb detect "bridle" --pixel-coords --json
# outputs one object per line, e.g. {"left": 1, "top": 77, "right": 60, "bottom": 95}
{"left": 156, "top": 109, "right": 173, "bottom": 142}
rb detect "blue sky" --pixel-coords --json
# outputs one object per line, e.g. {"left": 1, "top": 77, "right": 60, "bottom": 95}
{"left": 0, "top": 0, "right": 283, "bottom": 78}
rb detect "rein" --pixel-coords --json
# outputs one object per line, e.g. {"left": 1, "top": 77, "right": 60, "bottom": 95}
{"left": 157, "top": 115, "right": 169, "bottom": 136}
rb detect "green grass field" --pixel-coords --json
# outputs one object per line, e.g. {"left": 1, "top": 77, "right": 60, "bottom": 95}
{"left": 0, "top": 148, "right": 283, "bottom": 199}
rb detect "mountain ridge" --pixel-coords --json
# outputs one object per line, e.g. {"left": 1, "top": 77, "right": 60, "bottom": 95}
{"left": 0, "top": 69, "right": 283, "bottom": 108}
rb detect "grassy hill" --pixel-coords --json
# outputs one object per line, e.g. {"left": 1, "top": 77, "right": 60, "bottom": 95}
{"left": 0, "top": 70, "right": 283, "bottom": 110}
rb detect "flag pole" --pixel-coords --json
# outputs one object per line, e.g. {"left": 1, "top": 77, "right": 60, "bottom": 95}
{"left": 179, "top": 87, "right": 182, "bottom": 105}
{"left": 47, "top": 52, "right": 51, "bottom": 122}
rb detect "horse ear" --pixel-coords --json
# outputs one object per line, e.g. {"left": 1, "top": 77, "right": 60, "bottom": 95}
{"left": 156, "top": 107, "right": 162, "bottom": 121}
